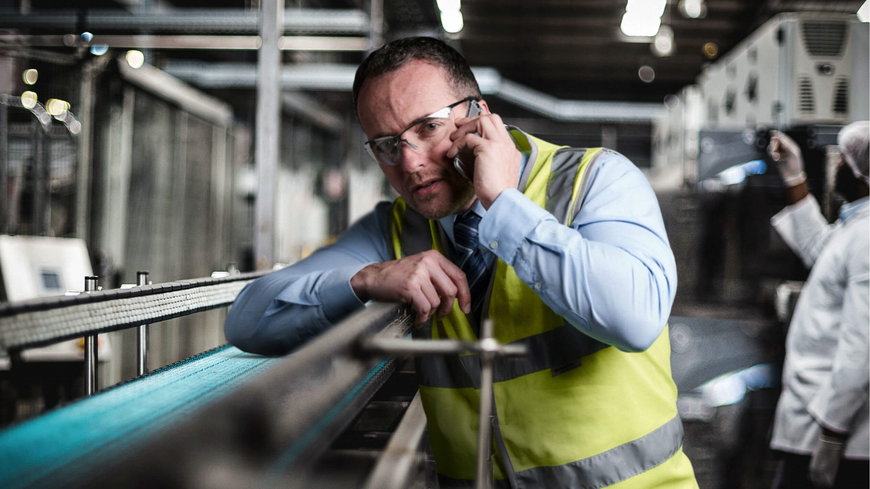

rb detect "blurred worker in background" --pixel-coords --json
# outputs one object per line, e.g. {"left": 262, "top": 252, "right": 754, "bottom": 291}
{"left": 225, "top": 37, "right": 697, "bottom": 487}
{"left": 767, "top": 121, "right": 869, "bottom": 489}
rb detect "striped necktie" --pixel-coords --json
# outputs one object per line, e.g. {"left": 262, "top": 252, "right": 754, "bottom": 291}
{"left": 453, "top": 209, "right": 490, "bottom": 312}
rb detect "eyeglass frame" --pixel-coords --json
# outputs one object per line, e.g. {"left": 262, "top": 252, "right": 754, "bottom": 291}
{"left": 363, "top": 96, "right": 480, "bottom": 166}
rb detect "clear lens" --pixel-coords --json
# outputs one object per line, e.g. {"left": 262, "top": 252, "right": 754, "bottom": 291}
{"left": 363, "top": 97, "right": 476, "bottom": 166}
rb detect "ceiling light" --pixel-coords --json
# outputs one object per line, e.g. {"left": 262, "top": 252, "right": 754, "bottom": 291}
{"left": 440, "top": 9, "right": 464, "bottom": 34}
{"left": 652, "top": 25, "right": 675, "bottom": 56}
{"left": 859, "top": 1, "right": 869, "bottom": 22}
{"left": 626, "top": 0, "right": 666, "bottom": 18}
{"left": 437, "top": 0, "right": 461, "bottom": 11}
{"left": 702, "top": 42, "right": 719, "bottom": 59}
{"left": 46, "top": 98, "right": 70, "bottom": 117}
{"left": 621, "top": 0, "right": 666, "bottom": 38}
{"left": 621, "top": 12, "right": 662, "bottom": 37}
{"left": 638, "top": 65, "right": 656, "bottom": 83}
{"left": 126, "top": 50, "right": 145, "bottom": 69}
{"left": 679, "top": 0, "right": 706, "bottom": 19}
{"left": 22, "top": 69, "right": 38, "bottom": 85}
{"left": 20, "top": 91, "right": 38, "bottom": 109}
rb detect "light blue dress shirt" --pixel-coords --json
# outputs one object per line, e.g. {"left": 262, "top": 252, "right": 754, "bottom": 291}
{"left": 225, "top": 146, "right": 677, "bottom": 356}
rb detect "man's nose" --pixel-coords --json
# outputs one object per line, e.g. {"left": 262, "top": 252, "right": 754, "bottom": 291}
{"left": 397, "top": 141, "right": 426, "bottom": 171}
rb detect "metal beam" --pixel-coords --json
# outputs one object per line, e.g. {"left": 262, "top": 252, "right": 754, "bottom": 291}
{"left": 164, "top": 62, "right": 664, "bottom": 123}
{"left": 117, "top": 59, "right": 233, "bottom": 126}
{"left": 0, "top": 9, "right": 369, "bottom": 35}
{"left": 0, "top": 34, "right": 369, "bottom": 51}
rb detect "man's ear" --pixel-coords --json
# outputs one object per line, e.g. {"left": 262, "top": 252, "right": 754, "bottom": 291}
{"left": 477, "top": 99, "right": 491, "bottom": 114}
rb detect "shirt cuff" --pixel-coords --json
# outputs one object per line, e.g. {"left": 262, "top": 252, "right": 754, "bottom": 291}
{"left": 771, "top": 194, "right": 818, "bottom": 228}
{"left": 480, "top": 188, "right": 552, "bottom": 265}
{"left": 317, "top": 263, "right": 370, "bottom": 323}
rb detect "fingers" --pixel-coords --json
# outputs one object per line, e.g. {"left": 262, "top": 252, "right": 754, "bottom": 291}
{"left": 353, "top": 251, "right": 471, "bottom": 325}
{"left": 450, "top": 113, "right": 508, "bottom": 151}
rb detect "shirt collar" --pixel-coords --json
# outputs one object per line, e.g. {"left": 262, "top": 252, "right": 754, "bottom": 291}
{"left": 838, "top": 196, "right": 869, "bottom": 224}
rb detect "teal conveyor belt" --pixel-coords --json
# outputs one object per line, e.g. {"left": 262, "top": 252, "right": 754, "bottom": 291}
{"left": 0, "top": 345, "right": 278, "bottom": 489}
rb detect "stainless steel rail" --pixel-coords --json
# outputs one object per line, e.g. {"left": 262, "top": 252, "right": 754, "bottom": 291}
{"left": 0, "top": 271, "right": 268, "bottom": 353}
{"left": 66, "top": 302, "right": 415, "bottom": 489}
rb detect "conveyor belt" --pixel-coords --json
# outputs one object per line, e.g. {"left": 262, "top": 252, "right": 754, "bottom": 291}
{"left": 0, "top": 345, "right": 280, "bottom": 489}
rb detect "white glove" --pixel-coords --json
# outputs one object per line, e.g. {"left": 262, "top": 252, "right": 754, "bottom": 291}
{"left": 768, "top": 130, "right": 806, "bottom": 186}
{"left": 809, "top": 432, "right": 846, "bottom": 488}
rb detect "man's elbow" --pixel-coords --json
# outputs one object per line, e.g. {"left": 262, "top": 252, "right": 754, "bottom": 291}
{"left": 611, "top": 309, "right": 668, "bottom": 352}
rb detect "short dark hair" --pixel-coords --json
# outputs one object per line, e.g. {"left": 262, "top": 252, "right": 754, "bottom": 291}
{"left": 352, "top": 37, "right": 482, "bottom": 115}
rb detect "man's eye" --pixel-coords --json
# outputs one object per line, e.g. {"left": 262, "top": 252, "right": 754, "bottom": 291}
{"left": 417, "top": 119, "right": 446, "bottom": 137}
{"left": 375, "top": 138, "right": 398, "bottom": 152}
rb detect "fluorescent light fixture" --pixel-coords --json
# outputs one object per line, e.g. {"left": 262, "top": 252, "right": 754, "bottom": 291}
{"left": 626, "top": 0, "right": 666, "bottom": 17}
{"left": 20, "top": 91, "right": 38, "bottom": 109}
{"left": 679, "top": 0, "right": 706, "bottom": 19}
{"left": 437, "top": 0, "right": 461, "bottom": 11}
{"left": 653, "top": 25, "right": 675, "bottom": 56}
{"left": 621, "top": 12, "right": 661, "bottom": 37}
{"left": 125, "top": 50, "right": 145, "bottom": 69}
{"left": 620, "top": 0, "right": 667, "bottom": 37}
{"left": 859, "top": 1, "right": 869, "bottom": 22}
{"left": 440, "top": 9, "right": 464, "bottom": 34}
{"left": 638, "top": 65, "right": 656, "bottom": 83}
{"left": 22, "top": 68, "right": 38, "bottom": 85}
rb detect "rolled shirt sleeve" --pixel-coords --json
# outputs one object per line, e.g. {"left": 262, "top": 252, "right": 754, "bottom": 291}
{"left": 224, "top": 202, "right": 392, "bottom": 356}
{"left": 479, "top": 150, "right": 677, "bottom": 352}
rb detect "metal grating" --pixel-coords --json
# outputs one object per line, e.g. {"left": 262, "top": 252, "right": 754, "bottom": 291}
{"left": 833, "top": 76, "right": 849, "bottom": 114}
{"left": 801, "top": 20, "right": 848, "bottom": 57}
{"left": 798, "top": 76, "right": 816, "bottom": 113}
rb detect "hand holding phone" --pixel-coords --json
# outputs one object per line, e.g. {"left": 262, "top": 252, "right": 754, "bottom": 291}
{"left": 453, "top": 99, "right": 482, "bottom": 181}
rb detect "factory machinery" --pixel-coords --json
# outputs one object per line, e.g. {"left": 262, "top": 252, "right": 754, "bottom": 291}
{"left": 0, "top": 268, "right": 785, "bottom": 489}
{"left": 0, "top": 271, "right": 535, "bottom": 489}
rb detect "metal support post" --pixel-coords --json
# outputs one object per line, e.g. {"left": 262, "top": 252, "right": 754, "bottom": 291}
{"left": 253, "top": 0, "right": 283, "bottom": 270}
{"left": 476, "top": 319, "right": 496, "bottom": 489}
{"left": 84, "top": 275, "right": 99, "bottom": 395}
{"left": 360, "top": 321, "right": 524, "bottom": 489}
{"left": 136, "top": 271, "right": 150, "bottom": 376}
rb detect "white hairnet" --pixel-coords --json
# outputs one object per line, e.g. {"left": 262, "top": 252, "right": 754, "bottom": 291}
{"left": 838, "top": 121, "right": 870, "bottom": 184}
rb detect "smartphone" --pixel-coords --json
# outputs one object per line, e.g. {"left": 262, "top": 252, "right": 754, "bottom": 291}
{"left": 453, "top": 99, "right": 482, "bottom": 181}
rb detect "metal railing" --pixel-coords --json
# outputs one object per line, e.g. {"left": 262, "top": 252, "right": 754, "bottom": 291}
{"left": 1, "top": 271, "right": 525, "bottom": 489}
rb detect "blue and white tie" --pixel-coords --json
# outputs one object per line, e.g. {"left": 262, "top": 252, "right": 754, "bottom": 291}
{"left": 453, "top": 209, "right": 490, "bottom": 312}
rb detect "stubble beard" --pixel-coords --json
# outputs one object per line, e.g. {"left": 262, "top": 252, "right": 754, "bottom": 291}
{"left": 409, "top": 178, "right": 476, "bottom": 220}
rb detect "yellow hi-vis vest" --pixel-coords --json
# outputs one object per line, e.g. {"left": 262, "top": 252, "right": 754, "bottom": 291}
{"left": 383, "top": 129, "right": 697, "bottom": 488}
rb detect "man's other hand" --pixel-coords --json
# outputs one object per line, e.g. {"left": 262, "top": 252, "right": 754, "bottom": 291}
{"left": 350, "top": 250, "right": 471, "bottom": 324}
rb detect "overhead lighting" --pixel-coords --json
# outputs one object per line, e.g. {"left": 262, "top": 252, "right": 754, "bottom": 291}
{"left": 621, "top": 12, "right": 662, "bottom": 37}
{"left": 441, "top": 10, "right": 464, "bottom": 34}
{"left": 438, "top": 0, "right": 464, "bottom": 34}
{"left": 22, "top": 68, "right": 38, "bottom": 85}
{"left": 652, "top": 25, "right": 675, "bottom": 56}
{"left": 679, "top": 0, "right": 706, "bottom": 19}
{"left": 620, "top": 0, "right": 667, "bottom": 38}
{"left": 125, "top": 50, "right": 145, "bottom": 69}
{"left": 20, "top": 91, "right": 38, "bottom": 109}
{"left": 859, "top": 1, "right": 869, "bottom": 22}
{"left": 46, "top": 98, "right": 70, "bottom": 118}
{"left": 702, "top": 41, "right": 719, "bottom": 59}
{"left": 638, "top": 65, "right": 656, "bottom": 83}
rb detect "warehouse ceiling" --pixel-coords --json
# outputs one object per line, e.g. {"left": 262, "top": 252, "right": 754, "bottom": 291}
{"left": 1, "top": 0, "right": 866, "bottom": 108}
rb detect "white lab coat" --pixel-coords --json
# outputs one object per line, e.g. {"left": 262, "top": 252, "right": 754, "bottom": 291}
{"left": 769, "top": 195, "right": 869, "bottom": 459}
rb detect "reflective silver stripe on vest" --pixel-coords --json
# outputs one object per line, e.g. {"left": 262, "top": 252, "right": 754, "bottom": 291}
{"left": 515, "top": 415, "right": 685, "bottom": 489}
{"left": 546, "top": 148, "right": 591, "bottom": 223}
{"left": 415, "top": 323, "right": 608, "bottom": 388}
{"left": 437, "top": 415, "right": 685, "bottom": 489}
